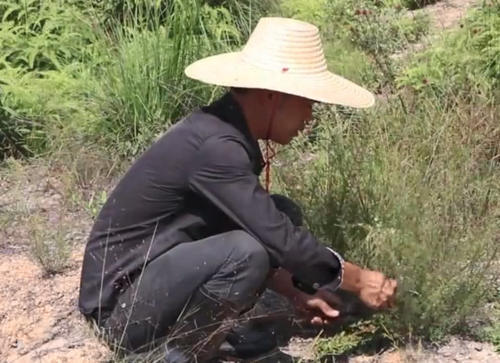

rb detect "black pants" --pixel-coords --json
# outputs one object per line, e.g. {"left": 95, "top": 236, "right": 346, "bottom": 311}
{"left": 102, "top": 195, "right": 302, "bottom": 353}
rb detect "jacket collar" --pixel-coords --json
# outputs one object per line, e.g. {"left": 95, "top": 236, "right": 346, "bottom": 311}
{"left": 202, "top": 92, "right": 264, "bottom": 174}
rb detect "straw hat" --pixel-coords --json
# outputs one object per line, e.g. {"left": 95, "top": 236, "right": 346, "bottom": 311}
{"left": 185, "top": 17, "right": 375, "bottom": 108}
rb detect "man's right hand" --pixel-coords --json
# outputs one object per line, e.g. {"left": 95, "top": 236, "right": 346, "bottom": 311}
{"left": 357, "top": 269, "right": 397, "bottom": 310}
{"left": 340, "top": 262, "right": 397, "bottom": 310}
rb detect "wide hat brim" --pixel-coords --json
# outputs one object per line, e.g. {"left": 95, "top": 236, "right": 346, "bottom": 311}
{"left": 185, "top": 52, "right": 375, "bottom": 108}
{"left": 186, "top": 17, "right": 375, "bottom": 108}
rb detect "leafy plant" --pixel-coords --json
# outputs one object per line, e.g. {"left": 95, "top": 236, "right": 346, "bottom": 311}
{"left": 94, "top": 0, "right": 243, "bottom": 155}
{"left": 0, "top": 97, "right": 32, "bottom": 159}
{"left": 0, "top": 0, "right": 96, "bottom": 71}
{"left": 280, "top": 0, "right": 328, "bottom": 26}
{"left": 0, "top": 0, "right": 100, "bottom": 157}
{"left": 1, "top": 64, "right": 102, "bottom": 156}
{"left": 29, "top": 216, "right": 72, "bottom": 275}
{"left": 398, "top": 0, "right": 500, "bottom": 98}
{"left": 276, "top": 90, "right": 499, "bottom": 341}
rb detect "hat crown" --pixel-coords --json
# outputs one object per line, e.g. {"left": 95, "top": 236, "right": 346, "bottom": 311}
{"left": 242, "top": 17, "right": 328, "bottom": 76}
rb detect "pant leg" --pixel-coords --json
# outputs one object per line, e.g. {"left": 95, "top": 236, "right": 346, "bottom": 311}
{"left": 103, "top": 230, "right": 270, "bottom": 353}
{"left": 225, "top": 195, "right": 304, "bottom": 357}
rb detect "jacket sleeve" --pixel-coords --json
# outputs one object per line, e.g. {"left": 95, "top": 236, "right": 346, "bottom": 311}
{"left": 188, "top": 135, "right": 342, "bottom": 289}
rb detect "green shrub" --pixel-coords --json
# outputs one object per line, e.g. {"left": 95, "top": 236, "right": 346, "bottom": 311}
{"left": 280, "top": 0, "right": 328, "bottom": 26}
{"left": 318, "top": 0, "right": 429, "bottom": 93}
{"left": 0, "top": 0, "right": 96, "bottom": 71}
{"left": 0, "top": 97, "right": 32, "bottom": 159}
{"left": 276, "top": 93, "right": 499, "bottom": 341}
{"left": 0, "top": 0, "right": 99, "bottom": 158}
{"left": 398, "top": 1, "right": 500, "bottom": 98}
{"left": 324, "top": 39, "right": 380, "bottom": 89}
{"left": 0, "top": 64, "right": 102, "bottom": 156}
{"left": 205, "top": 0, "right": 279, "bottom": 37}
{"left": 93, "top": 0, "right": 276, "bottom": 40}
{"left": 276, "top": 3, "right": 498, "bottom": 341}
{"left": 93, "top": 0, "right": 243, "bottom": 155}
{"left": 0, "top": 0, "right": 260, "bottom": 158}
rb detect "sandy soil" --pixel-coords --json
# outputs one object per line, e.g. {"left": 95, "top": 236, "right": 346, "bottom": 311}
{"left": 284, "top": 336, "right": 500, "bottom": 362}
{"left": 0, "top": 163, "right": 111, "bottom": 362}
{"left": 0, "top": 250, "right": 110, "bottom": 363}
{"left": 416, "top": 0, "right": 480, "bottom": 29}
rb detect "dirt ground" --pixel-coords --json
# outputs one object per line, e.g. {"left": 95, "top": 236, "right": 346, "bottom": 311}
{"left": 414, "top": 0, "right": 480, "bottom": 29}
{"left": 1, "top": 0, "right": 498, "bottom": 362}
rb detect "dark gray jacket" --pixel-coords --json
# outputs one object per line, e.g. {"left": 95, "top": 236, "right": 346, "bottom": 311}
{"left": 78, "top": 93, "right": 341, "bottom": 321}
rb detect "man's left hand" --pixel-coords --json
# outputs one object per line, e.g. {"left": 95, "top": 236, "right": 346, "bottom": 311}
{"left": 291, "top": 289, "right": 342, "bottom": 326}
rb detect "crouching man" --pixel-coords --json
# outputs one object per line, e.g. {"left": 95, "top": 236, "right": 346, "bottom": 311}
{"left": 78, "top": 17, "right": 397, "bottom": 362}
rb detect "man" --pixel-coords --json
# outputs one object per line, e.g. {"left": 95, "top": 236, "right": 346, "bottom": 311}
{"left": 78, "top": 17, "right": 397, "bottom": 362}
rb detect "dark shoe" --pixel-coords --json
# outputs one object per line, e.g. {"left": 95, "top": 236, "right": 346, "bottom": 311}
{"left": 165, "top": 287, "right": 240, "bottom": 362}
{"left": 216, "top": 289, "right": 296, "bottom": 361}
{"left": 222, "top": 320, "right": 278, "bottom": 359}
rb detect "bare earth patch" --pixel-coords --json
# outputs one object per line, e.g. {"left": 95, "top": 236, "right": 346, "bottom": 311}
{"left": 0, "top": 162, "right": 111, "bottom": 362}
{"left": 417, "top": 0, "right": 480, "bottom": 29}
{"left": 392, "top": 0, "right": 480, "bottom": 59}
{"left": 0, "top": 249, "right": 110, "bottom": 362}
{"left": 284, "top": 336, "right": 500, "bottom": 362}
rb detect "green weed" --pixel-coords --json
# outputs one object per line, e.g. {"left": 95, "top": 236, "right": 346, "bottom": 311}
{"left": 398, "top": 0, "right": 500, "bottom": 97}
{"left": 0, "top": 0, "right": 100, "bottom": 157}
{"left": 276, "top": 88, "right": 499, "bottom": 341}
{"left": 91, "top": 0, "right": 244, "bottom": 155}
{"left": 280, "top": 0, "right": 328, "bottom": 26}
{"left": 485, "top": 323, "right": 500, "bottom": 352}
{"left": 314, "top": 330, "right": 367, "bottom": 357}
{"left": 0, "top": 0, "right": 96, "bottom": 71}
{"left": 29, "top": 215, "right": 72, "bottom": 275}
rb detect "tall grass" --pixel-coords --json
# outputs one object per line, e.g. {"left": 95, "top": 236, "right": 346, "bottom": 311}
{"left": 93, "top": 0, "right": 243, "bottom": 155}
{"left": 277, "top": 93, "right": 499, "bottom": 340}
{"left": 275, "top": 0, "right": 499, "bottom": 342}
{"left": 0, "top": 0, "right": 269, "bottom": 158}
{"left": 0, "top": 0, "right": 99, "bottom": 158}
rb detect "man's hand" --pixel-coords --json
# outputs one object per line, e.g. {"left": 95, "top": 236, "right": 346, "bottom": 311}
{"left": 357, "top": 269, "right": 397, "bottom": 310}
{"left": 267, "top": 264, "right": 397, "bottom": 326}
{"left": 291, "top": 289, "right": 342, "bottom": 326}
{"left": 340, "top": 262, "right": 397, "bottom": 310}
{"left": 267, "top": 268, "right": 342, "bottom": 325}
